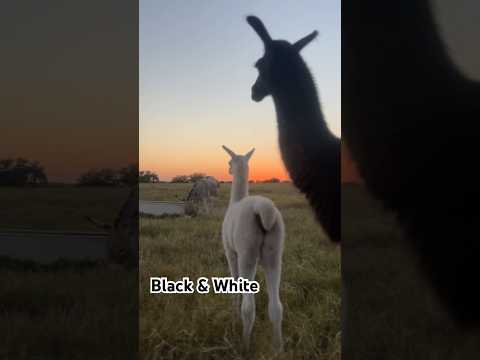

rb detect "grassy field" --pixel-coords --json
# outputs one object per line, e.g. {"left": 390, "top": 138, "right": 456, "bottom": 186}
{"left": 0, "top": 186, "right": 129, "bottom": 230}
{"left": 139, "top": 182, "right": 341, "bottom": 360}
{"left": 342, "top": 184, "right": 480, "bottom": 359}
{"left": 0, "top": 186, "right": 137, "bottom": 359}
{"left": 0, "top": 262, "right": 138, "bottom": 359}
{"left": 5, "top": 183, "right": 477, "bottom": 358}
{"left": 140, "top": 183, "right": 192, "bottom": 202}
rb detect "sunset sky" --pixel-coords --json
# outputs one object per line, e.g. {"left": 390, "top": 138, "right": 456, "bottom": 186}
{"left": 2, "top": 2, "right": 137, "bottom": 183}
{"left": 140, "top": 0, "right": 341, "bottom": 181}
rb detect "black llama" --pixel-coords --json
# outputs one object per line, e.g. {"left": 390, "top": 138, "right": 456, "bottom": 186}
{"left": 343, "top": 0, "right": 480, "bottom": 327}
{"left": 249, "top": 0, "right": 480, "bottom": 328}
{"left": 247, "top": 16, "right": 340, "bottom": 243}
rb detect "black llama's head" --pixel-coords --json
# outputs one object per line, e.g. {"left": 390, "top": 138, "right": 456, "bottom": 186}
{"left": 247, "top": 16, "right": 318, "bottom": 102}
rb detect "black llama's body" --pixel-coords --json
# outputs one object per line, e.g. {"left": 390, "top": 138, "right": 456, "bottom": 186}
{"left": 273, "top": 49, "right": 340, "bottom": 243}
{"left": 248, "top": 16, "right": 340, "bottom": 242}
{"left": 343, "top": 1, "right": 480, "bottom": 326}
{"left": 249, "top": 4, "right": 480, "bottom": 327}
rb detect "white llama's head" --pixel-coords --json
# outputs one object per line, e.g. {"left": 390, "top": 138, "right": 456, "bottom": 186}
{"left": 246, "top": 15, "right": 318, "bottom": 102}
{"left": 222, "top": 145, "right": 255, "bottom": 178}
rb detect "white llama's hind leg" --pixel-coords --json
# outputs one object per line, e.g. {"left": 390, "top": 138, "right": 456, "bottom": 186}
{"left": 225, "top": 249, "right": 240, "bottom": 315}
{"left": 238, "top": 255, "right": 258, "bottom": 350}
{"left": 264, "top": 259, "right": 284, "bottom": 352}
{"left": 261, "top": 224, "right": 284, "bottom": 352}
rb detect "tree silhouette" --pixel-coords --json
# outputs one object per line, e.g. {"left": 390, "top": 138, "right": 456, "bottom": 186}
{"left": 263, "top": 178, "right": 280, "bottom": 183}
{"left": 189, "top": 173, "right": 206, "bottom": 182}
{"left": 118, "top": 164, "right": 139, "bottom": 186}
{"left": 0, "top": 158, "right": 48, "bottom": 186}
{"left": 77, "top": 164, "right": 138, "bottom": 186}
{"left": 139, "top": 170, "right": 160, "bottom": 183}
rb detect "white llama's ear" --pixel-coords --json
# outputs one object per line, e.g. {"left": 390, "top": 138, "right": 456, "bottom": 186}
{"left": 245, "top": 148, "right": 255, "bottom": 161}
{"left": 293, "top": 30, "right": 318, "bottom": 52}
{"left": 247, "top": 16, "right": 272, "bottom": 45}
{"left": 222, "top": 145, "right": 236, "bottom": 158}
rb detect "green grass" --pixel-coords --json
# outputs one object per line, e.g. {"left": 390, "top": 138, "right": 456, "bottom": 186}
{"left": 140, "top": 183, "right": 341, "bottom": 360}
{"left": 0, "top": 186, "right": 129, "bottom": 231}
{"left": 140, "top": 183, "right": 191, "bottom": 202}
{"left": 342, "top": 184, "right": 480, "bottom": 359}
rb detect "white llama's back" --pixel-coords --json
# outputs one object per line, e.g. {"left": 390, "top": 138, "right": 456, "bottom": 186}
{"left": 222, "top": 195, "right": 284, "bottom": 256}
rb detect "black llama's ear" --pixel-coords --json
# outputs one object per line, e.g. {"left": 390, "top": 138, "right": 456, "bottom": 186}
{"left": 293, "top": 30, "right": 318, "bottom": 52}
{"left": 246, "top": 16, "right": 272, "bottom": 45}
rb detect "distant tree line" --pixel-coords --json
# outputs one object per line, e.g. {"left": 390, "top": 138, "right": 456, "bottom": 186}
{"left": 0, "top": 158, "right": 289, "bottom": 187}
{"left": 0, "top": 159, "right": 162, "bottom": 187}
{"left": 262, "top": 177, "right": 281, "bottom": 183}
{"left": 169, "top": 173, "right": 288, "bottom": 184}
{"left": 139, "top": 170, "right": 160, "bottom": 183}
{"left": 0, "top": 158, "right": 48, "bottom": 186}
{"left": 77, "top": 164, "right": 138, "bottom": 186}
{"left": 171, "top": 172, "right": 207, "bottom": 183}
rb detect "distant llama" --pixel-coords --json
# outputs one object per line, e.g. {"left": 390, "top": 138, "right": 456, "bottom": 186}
{"left": 247, "top": 16, "right": 340, "bottom": 242}
{"left": 86, "top": 186, "right": 138, "bottom": 267}
{"left": 184, "top": 176, "right": 218, "bottom": 215}
{"left": 221, "top": 145, "right": 285, "bottom": 351}
{"left": 205, "top": 176, "right": 220, "bottom": 196}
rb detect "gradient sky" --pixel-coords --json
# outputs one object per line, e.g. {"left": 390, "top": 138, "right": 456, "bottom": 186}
{"left": 140, "top": 0, "right": 341, "bottom": 181}
{"left": 2, "top": 2, "right": 137, "bottom": 183}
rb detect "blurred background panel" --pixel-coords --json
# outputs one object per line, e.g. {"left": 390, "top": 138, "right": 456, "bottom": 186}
{"left": 0, "top": 2, "right": 138, "bottom": 359}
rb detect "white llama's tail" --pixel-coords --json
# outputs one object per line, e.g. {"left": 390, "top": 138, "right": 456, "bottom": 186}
{"left": 253, "top": 199, "right": 279, "bottom": 232}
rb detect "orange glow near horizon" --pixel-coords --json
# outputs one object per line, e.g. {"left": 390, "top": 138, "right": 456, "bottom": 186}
{"left": 140, "top": 141, "right": 290, "bottom": 182}
{"left": 140, "top": 2, "right": 340, "bottom": 183}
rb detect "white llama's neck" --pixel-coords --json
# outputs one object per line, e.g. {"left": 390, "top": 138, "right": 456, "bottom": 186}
{"left": 230, "top": 173, "right": 249, "bottom": 205}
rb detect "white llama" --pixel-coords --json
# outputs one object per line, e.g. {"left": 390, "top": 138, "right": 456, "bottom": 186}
{"left": 221, "top": 145, "right": 285, "bottom": 351}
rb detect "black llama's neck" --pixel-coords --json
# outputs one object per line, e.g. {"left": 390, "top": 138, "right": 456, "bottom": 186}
{"left": 272, "top": 59, "right": 340, "bottom": 242}
{"left": 272, "top": 62, "right": 333, "bottom": 144}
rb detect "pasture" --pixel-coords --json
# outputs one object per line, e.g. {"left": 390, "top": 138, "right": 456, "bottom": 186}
{"left": 0, "top": 186, "right": 136, "bottom": 359}
{"left": 0, "top": 186, "right": 129, "bottom": 231}
{"left": 139, "top": 182, "right": 341, "bottom": 359}
{"left": 0, "top": 258, "right": 138, "bottom": 359}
